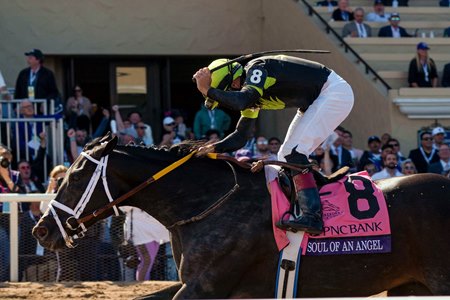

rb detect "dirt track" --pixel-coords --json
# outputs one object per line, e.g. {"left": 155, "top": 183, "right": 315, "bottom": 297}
{"left": 0, "top": 281, "right": 175, "bottom": 300}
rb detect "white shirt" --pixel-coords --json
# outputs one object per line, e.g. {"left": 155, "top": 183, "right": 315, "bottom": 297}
{"left": 121, "top": 206, "right": 170, "bottom": 246}
{"left": 366, "top": 12, "right": 390, "bottom": 22}
{"left": 356, "top": 23, "right": 368, "bottom": 38}
{"left": 372, "top": 168, "right": 404, "bottom": 180}
{"left": 391, "top": 26, "right": 401, "bottom": 38}
{"left": 440, "top": 160, "right": 450, "bottom": 172}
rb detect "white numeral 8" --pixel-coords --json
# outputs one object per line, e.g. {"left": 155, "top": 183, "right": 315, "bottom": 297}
{"left": 250, "top": 69, "right": 263, "bottom": 84}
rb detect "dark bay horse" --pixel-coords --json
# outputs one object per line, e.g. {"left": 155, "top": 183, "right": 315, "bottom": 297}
{"left": 33, "top": 134, "right": 450, "bottom": 299}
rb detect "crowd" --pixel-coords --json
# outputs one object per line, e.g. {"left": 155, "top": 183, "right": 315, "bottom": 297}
{"left": 1, "top": 45, "right": 449, "bottom": 282}
{"left": 324, "top": 0, "right": 450, "bottom": 88}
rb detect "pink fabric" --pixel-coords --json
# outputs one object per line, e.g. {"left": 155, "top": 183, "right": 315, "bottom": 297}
{"left": 270, "top": 171, "right": 391, "bottom": 253}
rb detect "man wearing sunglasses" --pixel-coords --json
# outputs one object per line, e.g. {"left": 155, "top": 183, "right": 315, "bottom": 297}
{"left": 378, "top": 13, "right": 413, "bottom": 37}
{"left": 408, "top": 131, "right": 440, "bottom": 173}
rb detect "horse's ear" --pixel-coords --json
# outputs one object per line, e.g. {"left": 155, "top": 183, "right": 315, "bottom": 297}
{"left": 93, "top": 134, "right": 118, "bottom": 158}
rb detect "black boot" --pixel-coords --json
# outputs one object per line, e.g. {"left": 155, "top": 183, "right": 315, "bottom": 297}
{"left": 276, "top": 151, "right": 323, "bottom": 235}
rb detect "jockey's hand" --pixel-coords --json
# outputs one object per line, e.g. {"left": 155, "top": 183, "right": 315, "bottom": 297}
{"left": 196, "top": 144, "right": 215, "bottom": 157}
{"left": 193, "top": 67, "right": 212, "bottom": 96}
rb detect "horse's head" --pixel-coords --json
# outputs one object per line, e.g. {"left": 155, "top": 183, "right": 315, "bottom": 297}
{"left": 33, "top": 132, "right": 118, "bottom": 250}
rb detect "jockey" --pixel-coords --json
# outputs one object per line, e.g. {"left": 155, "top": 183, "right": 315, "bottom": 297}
{"left": 193, "top": 55, "right": 354, "bottom": 234}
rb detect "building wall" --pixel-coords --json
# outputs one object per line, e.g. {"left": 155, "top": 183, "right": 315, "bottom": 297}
{"left": 1, "top": 0, "right": 440, "bottom": 152}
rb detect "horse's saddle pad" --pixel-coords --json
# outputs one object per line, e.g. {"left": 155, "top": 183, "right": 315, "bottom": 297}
{"left": 270, "top": 171, "right": 392, "bottom": 256}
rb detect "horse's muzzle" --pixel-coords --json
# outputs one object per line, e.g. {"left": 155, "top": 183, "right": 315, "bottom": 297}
{"left": 32, "top": 217, "right": 66, "bottom": 251}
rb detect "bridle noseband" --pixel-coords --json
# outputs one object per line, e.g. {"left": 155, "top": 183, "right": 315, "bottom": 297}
{"left": 48, "top": 149, "right": 240, "bottom": 248}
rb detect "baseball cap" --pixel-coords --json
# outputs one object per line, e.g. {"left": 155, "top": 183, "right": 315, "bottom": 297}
{"left": 417, "top": 42, "right": 430, "bottom": 50}
{"left": 163, "top": 116, "right": 175, "bottom": 125}
{"left": 389, "top": 13, "right": 400, "bottom": 20}
{"left": 432, "top": 127, "right": 445, "bottom": 136}
{"left": 374, "top": 0, "right": 383, "bottom": 5}
{"left": 24, "top": 49, "right": 44, "bottom": 60}
{"left": 368, "top": 135, "right": 381, "bottom": 144}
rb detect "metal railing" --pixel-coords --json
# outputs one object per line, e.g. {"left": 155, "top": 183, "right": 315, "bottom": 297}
{"left": 0, "top": 99, "right": 64, "bottom": 176}
{"left": 298, "top": 0, "right": 392, "bottom": 90}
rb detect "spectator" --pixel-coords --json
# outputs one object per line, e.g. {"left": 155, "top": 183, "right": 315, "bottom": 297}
{"left": 358, "top": 135, "right": 382, "bottom": 171}
{"left": 120, "top": 207, "right": 169, "bottom": 281}
{"left": 134, "top": 121, "right": 149, "bottom": 145}
{"left": 330, "top": 127, "right": 354, "bottom": 170}
{"left": 386, "top": 138, "right": 405, "bottom": 162}
{"left": 268, "top": 137, "right": 281, "bottom": 159}
{"left": 253, "top": 136, "right": 271, "bottom": 160}
{"left": 408, "top": 131, "right": 440, "bottom": 173}
{"left": 382, "top": 0, "right": 408, "bottom": 6}
{"left": 444, "top": 27, "right": 450, "bottom": 37}
{"left": 400, "top": 159, "right": 417, "bottom": 175}
{"left": 439, "top": 0, "right": 450, "bottom": 6}
{"left": 372, "top": 153, "right": 403, "bottom": 180}
{"left": 0, "top": 145, "right": 24, "bottom": 282}
{"left": 332, "top": 0, "right": 354, "bottom": 21}
{"left": 310, "top": 144, "right": 338, "bottom": 175}
{"left": 428, "top": 144, "right": 450, "bottom": 175}
{"left": 341, "top": 129, "right": 363, "bottom": 169}
{"left": 432, "top": 126, "right": 446, "bottom": 150}
{"left": 159, "top": 116, "right": 183, "bottom": 147}
{"left": 205, "top": 129, "right": 221, "bottom": 143}
{"left": 169, "top": 109, "right": 193, "bottom": 140}
{"left": 112, "top": 106, "right": 153, "bottom": 145}
{"left": 65, "top": 85, "right": 93, "bottom": 132}
{"left": 363, "top": 162, "right": 377, "bottom": 177}
{"left": 16, "top": 159, "right": 45, "bottom": 194}
{"left": 14, "top": 100, "right": 44, "bottom": 160}
{"left": 14, "top": 49, "right": 60, "bottom": 114}
{"left": 45, "top": 165, "right": 67, "bottom": 194}
{"left": 193, "top": 105, "right": 231, "bottom": 139}
{"left": 442, "top": 63, "right": 450, "bottom": 87}
{"left": 67, "top": 128, "right": 88, "bottom": 162}
{"left": 317, "top": 0, "right": 337, "bottom": 10}
{"left": 408, "top": 42, "right": 438, "bottom": 88}
{"left": 380, "top": 144, "right": 394, "bottom": 168}
{"left": 380, "top": 132, "right": 391, "bottom": 146}
{"left": 342, "top": 7, "right": 372, "bottom": 38}
{"left": 366, "top": 0, "right": 390, "bottom": 22}
{"left": 378, "top": 13, "right": 412, "bottom": 38}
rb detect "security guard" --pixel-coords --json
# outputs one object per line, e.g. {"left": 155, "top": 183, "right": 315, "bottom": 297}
{"left": 193, "top": 55, "right": 354, "bottom": 234}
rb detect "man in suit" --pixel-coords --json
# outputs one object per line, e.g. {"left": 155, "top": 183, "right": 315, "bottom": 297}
{"left": 442, "top": 63, "right": 450, "bottom": 87}
{"left": 332, "top": 0, "right": 354, "bottom": 21}
{"left": 428, "top": 144, "right": 450, "bottom": 175}
{"left": 342, "top": 7, "right": 372, "bottom": 38}
{"left": 408, "top": 131, "right": 440, "bottom": 173}
{"left": 14, "top": 49, "right": 59, "bottom": 114}
{"left": 439, "top": 0, "right": 450, "bottom": 7}
{"left": 378, "top": 13, "right": 412, "bottom": 38}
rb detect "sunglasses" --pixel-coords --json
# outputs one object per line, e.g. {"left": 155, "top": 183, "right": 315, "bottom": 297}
{"left": 403, "top": 166, "right": 415, "bottom": 170}
{"left": 257, "top": 141, "right": 268, "bottom": 145}
{"left": 269, "top": 142, "right": 280, "bottom": 145}
{"left": 422, "top": 137, "right": 432, "bottom": 141}
{"left": 390, "top": 17, "right": 400, "bottom": 21}
{"left": 19, "top": 165, "right": 30, "bottom": 170}
{"left": 388, "top": 143, "right": 399, "bottom": 147}
{"left": 135, "top": 126, "right": 146, "bottom": 130}
{"left": 166, "top": 123, "right": 176, "bottom": 126}
{"left": 74, "top": 89, "right": 82, "bottom": 92}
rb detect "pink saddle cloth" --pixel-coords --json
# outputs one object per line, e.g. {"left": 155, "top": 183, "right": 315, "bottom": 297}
{"left": 270, "top": 171, "right": 391, "bottom": 256}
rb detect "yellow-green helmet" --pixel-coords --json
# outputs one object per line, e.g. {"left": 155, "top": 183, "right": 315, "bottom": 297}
{"left": 209, "top": 59, "right": 243, "bottom": 90}
{"left": 205, "top": 59, "right": 243, "bottom": 110}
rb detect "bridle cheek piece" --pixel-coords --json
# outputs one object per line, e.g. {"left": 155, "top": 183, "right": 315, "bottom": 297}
{"left": 48, "top": 152, "right": 120, "bottom": 248}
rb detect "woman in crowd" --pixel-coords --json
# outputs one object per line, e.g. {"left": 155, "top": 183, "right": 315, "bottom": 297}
{"left": 408, "top": 42, "right": 438, "bottom": 88}
{"left": 400, "top": 159, "right": 418, "bottom": 175}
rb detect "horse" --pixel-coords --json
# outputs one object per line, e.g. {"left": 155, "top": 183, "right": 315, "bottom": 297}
{"left": 33, "top": 133, "right": 450, "bottom": 299}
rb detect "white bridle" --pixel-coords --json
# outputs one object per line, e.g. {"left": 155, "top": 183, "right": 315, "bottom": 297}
{"left": 47, "top": 151, "right": 120, "bottom": 248}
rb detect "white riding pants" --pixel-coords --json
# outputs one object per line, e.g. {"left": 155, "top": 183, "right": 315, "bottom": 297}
{"left": 278, "top": 71, "right": 354, "bottom": 161}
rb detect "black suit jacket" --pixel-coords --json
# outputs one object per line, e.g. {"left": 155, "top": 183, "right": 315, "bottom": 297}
{"left": 408, "top": 148, "right": 440, "bottom": 173}
{"left": 14, "top": 66, "right": 59, "bottom": 101}
{"left": 428, "top": 161, "right": 445, "bottom": 175}
{"left": 442, "top": 63, "right": 450, "bottom": 87}
{"left": 332, "top": 9, "right": 354, "bottom": 21}
{"left": 378, "top": 26, "right": 412, "bottom": 37}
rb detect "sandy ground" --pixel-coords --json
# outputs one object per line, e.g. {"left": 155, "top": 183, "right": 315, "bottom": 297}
{"left": 0, "top": 281, "right": 175, "bottom": 300}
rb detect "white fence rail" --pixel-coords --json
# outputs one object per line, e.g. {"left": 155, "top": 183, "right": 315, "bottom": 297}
{"left": 0, "top": 194, "right": 54, "bottom": 282}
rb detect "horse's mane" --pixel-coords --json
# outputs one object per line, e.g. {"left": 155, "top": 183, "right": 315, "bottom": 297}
{"left": 84, "top": 133, "right": 208, "bottom": 158}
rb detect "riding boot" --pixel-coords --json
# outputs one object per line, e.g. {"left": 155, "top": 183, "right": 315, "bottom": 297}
{"left": 276, "top": 151, "right": 324, "bottom": 235}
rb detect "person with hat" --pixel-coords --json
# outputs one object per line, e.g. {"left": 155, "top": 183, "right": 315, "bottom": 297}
{"left": 378, "top": 13, "right": 412, "bottom": 38}
{"left": 366, "top": 0, "right": 390, "bottom": 22}
{"left": 14, "top": 49, "right": 59, "bottom": 113}
{"left": 159, "top": 116, "right": 183, "bottom": 147}
{"left": 432, "top": 127, "right": 446, "bottom": 150}
{"left": 358, "top": 135, "right": 382, "bottom": 172}
{"left": 408, "top": 42, "right": 438, "bottom": 88}
{"left": 193, "top": 54, "right": 354, "bottom": 234}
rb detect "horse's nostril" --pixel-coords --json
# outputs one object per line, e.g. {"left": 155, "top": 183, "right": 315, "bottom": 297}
{"left": 34, "top": 226, "right": 48, "bottom": 240}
